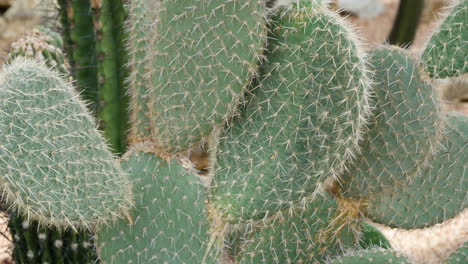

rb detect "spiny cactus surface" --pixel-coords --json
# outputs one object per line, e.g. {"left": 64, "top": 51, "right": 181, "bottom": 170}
{"left": 234, "top": 195, "right": 358, "bottom": 264}
{"left": 445, "top": 242, "right": 468, "bottom": 263}
{"left": 0, "top": 59, "right": 132, "bottom": 228}
{"left": 96, "top": 147, "right": 217, "bottom": 264}
{"left": 127, "top": 0, "right": 161, "bottom": 142}
{"left": 211, "top": 1, "right": 370, "bottom": 221}
{"left": 147, "top": 0, "right": 266, "bottom": 153}
{"left": 366, "top": 113, "right": 467, "bottom": 229}
{"left": 340, "top": 47, "right": 441, "bottom": 199}
{"left": 0, "top": 0, "right": 467, "bottom": 263}
{"left": 423, "top": 0, "right": 467, "bottom": 79}
{"left": 326, "top": 248, "right": 411, "bottom": 264}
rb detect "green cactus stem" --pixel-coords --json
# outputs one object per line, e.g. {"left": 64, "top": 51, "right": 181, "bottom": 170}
{"left": 127, "top": 0, "right": 160, "bottom": 143}
{"left": 92, "top": 0, "right": 129, "bottom": 154}
{"left": 57, "top": 0, "right": 99, "bottom": 113}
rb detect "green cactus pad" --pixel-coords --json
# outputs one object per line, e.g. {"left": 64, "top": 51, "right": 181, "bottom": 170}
{"left": 96, "top": 147, "right": 218, "bottom": 264}
{"left": 211, "top": 2, "right": 371, "bottom": 221}
{"left": 8, "top": 26, "right": 69, "bottom": 75}
{"left": 446, "top": 242, "right": 467, "bottom": 264}
{"left": 0, "top": 58, "right": 133, "bottom": 229}
{"left": 147, "top": 0, "right": 266, "bottom": 153}
{"left": 127, "top": 0, "right": 160, "bottom": 142}
{"left": 422, "top": 0, "right": 467, "bottom": 79}
{"left": 366, "top": 113, "right": 467, "bottom": 229}
{"left": 340, "top": 47, "right": 441, "bottom": 199}
{"left": 359, "top": 222, "right": 391, "bottom": 249}
{"left": 326, "top": 248, "right": 411, "bottom": 264}
{"left": 235, "top": 195, "right": 358, "bottom": 264}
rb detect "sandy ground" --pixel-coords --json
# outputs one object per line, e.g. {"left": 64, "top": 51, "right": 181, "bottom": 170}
{"left": 0, "top": 0, "right": 466, "bottom": 264}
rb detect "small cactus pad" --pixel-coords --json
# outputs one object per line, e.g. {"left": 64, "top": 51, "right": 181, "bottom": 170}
{"left": 235, "top": 195, "right": 358, "bottom": 264}
{"left": 326, "top": 248, "right": 410, "bottom": 264}
{"left": 340, "top": 47, "right": 441, "bottom": 199}
{"left": 211, "top": 2, "right": 370, "bottom": 221}
{"left": 147, "top": 0, "right": 266, "bottom": 152}
{"left": 96, "top": 147, "right": 217, "bottom": 264}
{"left": 127, "top": 0, "right": 160, "bottom": 142}
{"left": 366, "top": 113, "right": 467, "bottom": 229}
{"left": 0, "top": 58, "right": 133, "bottom": 228}
{"left": 445, "top": 242, "right": 468, "bottom": 263}
{"left": 8, "top": 26, "right": 69, "bottom": 75}
{"left": 423, "top": 0, "right": 467, "bottom": 79}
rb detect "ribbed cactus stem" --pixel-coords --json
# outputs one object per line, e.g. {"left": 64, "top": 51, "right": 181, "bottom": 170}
{"left": 58, "top": 0, "right": 99, "bottom": 112}
{"left": 93, "top": 0, "right": 129, "bottom": 153}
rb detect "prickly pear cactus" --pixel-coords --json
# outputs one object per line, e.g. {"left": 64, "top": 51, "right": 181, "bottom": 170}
{"left": 146, "top": 0, "right": 267, "bottom": 154}
{"left": 422, "top": 0, "right": 467, "bottom": 79}
{"left": 0, "top": 58, "right": 133, "bottom": 228}
{"left": 96, "top": 146, "right": 218, "bottom": 264}
{"left": 5, "top": 27, "right": 97, "bottom": 264}
{"left": 0, "top": 0, "right": 466, "bottom": 264}
{"left": 211, "top": 0, "right": 371, "bottom": 222}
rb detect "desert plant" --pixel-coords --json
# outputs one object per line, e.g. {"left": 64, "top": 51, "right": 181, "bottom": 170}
{"left": 0, "top": 0, "right": 466, "bottom": 263}
{"left": 4, "top": 25, "right": 99, "bottom": 264}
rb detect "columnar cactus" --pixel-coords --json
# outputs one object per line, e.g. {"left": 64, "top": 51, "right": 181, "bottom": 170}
{"left": 0, "top": 0, "right": 466, "bottom": 264}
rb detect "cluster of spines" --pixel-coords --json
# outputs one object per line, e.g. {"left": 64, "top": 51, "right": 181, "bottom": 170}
{"left": 366, "top": 113, "right": 467, "bottom": 229}
{"left": 233, "top": 195, "right": 359, "bottom": 264}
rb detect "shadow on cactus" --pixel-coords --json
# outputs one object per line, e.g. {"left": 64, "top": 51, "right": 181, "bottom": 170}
{"left": 0, "top": 0, "right": 466, "bottom": 263}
